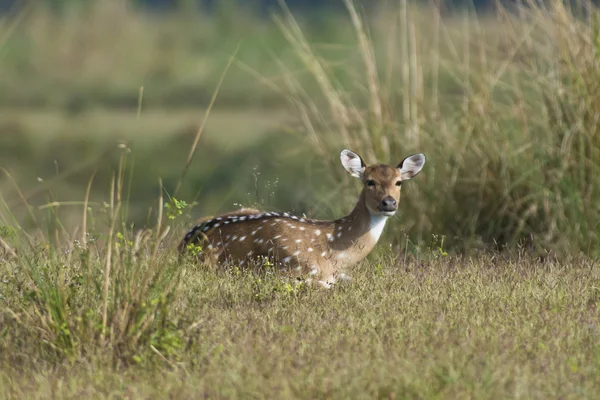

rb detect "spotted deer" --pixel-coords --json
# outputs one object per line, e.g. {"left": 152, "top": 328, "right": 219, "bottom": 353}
{"left": 179, "top": 149, "right": 425, "bottom": 288}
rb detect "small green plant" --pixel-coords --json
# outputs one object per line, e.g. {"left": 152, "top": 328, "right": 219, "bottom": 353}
{"left": 0, "top": 226, "right": 16, "bottom": 239}
{"left": 434, "top": 235, "right": 449, "bottom": 258}
{"left": 374, "top": 263, "right": 384, "bottom": 277}
{"left": 185, "top": 242, "right": 203, "bottom": 257}
{"left": 115, "top": 232, "right": 133, "bottom": 249}
{"left": 164, "top": 197, "right": 188, "bottom": 220}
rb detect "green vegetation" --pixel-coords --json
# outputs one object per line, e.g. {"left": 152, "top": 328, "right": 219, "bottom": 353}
{"left": 2, "top": 0, "right": 600, "bottom": 397}
{"left": 3, "top": 245, "right": 600, "bottom": 398}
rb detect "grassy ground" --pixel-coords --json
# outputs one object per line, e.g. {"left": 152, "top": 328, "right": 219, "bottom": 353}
{"left": 1, "top": 248, "right": 598, "bottom": 399}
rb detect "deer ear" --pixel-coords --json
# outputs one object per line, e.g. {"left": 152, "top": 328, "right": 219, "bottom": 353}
{"left": 398, "top": 153, "right": 425, "bottom": 180}
{"left": 340, "top": 149, "right": 366, "bottom": 179}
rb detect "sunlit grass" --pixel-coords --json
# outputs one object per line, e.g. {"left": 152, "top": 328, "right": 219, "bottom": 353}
{"left": 2, "top": 240, "right": 599, "bottom": 398}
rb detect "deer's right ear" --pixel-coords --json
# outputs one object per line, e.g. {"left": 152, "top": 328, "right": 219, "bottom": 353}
{"left": 340, "top": 149, "right": 366, "bottom": 179}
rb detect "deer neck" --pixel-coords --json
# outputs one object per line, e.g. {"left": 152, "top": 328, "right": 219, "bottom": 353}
{"left": 326, "top": 190, "right": 390, "bottom": 265}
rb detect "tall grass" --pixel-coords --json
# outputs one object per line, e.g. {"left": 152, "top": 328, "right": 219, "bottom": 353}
{"left": 0, "top": 144, "right": 186, "bottom": 367}
{"left": 271, "top": 0, "right": 600, "bottom": 257}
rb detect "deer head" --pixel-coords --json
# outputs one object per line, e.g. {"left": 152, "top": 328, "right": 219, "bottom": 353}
{"left": 340, "top": 149, "right": 425, "bottom": 217}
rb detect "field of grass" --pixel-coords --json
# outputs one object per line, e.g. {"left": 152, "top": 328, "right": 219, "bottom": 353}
{"left": 2, "top": 0, "right": 600, "bottom": 398}
{"left": 2, "top": 244, "right": 599, "bottom": 398}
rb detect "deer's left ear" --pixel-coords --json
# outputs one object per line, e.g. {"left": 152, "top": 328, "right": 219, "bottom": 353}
{"left": 340, "top": 149, "right": 366, "bottom": 179}
{"left": 397, "top": 153, "right": 425, "bottom": 180}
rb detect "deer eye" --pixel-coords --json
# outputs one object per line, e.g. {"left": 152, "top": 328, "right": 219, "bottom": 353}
{"left": 396, "top": 181, "right": 402, "bottom": 186}
{"left": 366, "top": 179, "right": 376, "bottom": 187}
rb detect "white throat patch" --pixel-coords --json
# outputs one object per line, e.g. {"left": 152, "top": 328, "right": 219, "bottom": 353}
{"left": 369, "top": 213, "right": 389, "bottom": 242}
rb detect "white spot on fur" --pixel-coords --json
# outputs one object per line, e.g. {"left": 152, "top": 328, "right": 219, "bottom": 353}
{"left": 326, "top": 233, "right": 332, "bottom": 240}
{"left": 239, "top": 216, "right": 246, "bottom": 221}
{"left": 315, "top": 230, "right": 321, "bottom": 236}
{"left": 274, "top": 235, "right": 281, "bottom": 239}
{"left": 369, "top": 214, "right": 389, "bottom": 242}
{"left": 214, "top": 223, "right": 220, "bottom": 228}
{"left": 268, "top": 247, "right": 273, "bottom": 253}
{"left": 293, "top": 251, "right": 301, "bottom": 256}
{"left": 232, "top": 235, "right": 238, "bottom": 241}
{"left": 239, "top": 236, "right": 246, "bottom": 241}
{"left": 247, "top": 251, "right": 253, "bottom": 256}
{"left": 307, "top": 247, "right": 313, "bottom": 252}
{"left": 283, "top": 256, "right": 292, "bottom": 263}
{"left": 336, "top": 251, "right": 347, "bottom": 260}
{"left": 321, "top": 251, "right": 327, "bottom": 257}
{"left": 295, "top": 266, "right": 302, "bottom": 271}
{"left": 299, "top": 227, "right": 305, "bottom": 231}
{"left": 295, "top": 239, "right": 302, "bottom": 243}
{"left": 309, "top": 269, "right": 318, "bottom": 276}
{"left": 337, "top": 232, "right": 342, "bottom": 238}
{"left": 224, "top": 221, "right": 230, "bottom": 225}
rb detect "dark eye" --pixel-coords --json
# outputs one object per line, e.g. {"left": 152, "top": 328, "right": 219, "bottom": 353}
{"left": 366, "top": 179, "right": 376, "bottom": 187}
{"left": 396, "top": 181, "right": 402, "bottom": 186}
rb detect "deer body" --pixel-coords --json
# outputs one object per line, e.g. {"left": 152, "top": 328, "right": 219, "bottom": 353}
{"left": 179, "top": 149, "right": 425, "bottom": 288}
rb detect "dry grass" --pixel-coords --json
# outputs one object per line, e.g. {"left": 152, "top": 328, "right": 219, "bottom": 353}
{"left": 1, "top": 245, "right": 599, "bottom": 399}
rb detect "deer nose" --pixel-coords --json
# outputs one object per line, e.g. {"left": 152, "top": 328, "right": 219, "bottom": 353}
{"left": 379, "top": 197, "right": 397, "bottom": 212}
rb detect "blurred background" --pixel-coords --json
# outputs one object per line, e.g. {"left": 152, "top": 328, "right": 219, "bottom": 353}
{"left": 1, "top": 0, "right": 599, "bottom": 256}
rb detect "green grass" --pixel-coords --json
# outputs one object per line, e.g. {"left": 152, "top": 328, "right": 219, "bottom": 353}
{"left": 1, "top": 242, "right": 599, "bottom": 399}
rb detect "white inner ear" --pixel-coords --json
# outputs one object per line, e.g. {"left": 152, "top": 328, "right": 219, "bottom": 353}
{"left": 399, "top": 153, "right": 425, "bottom": 180}
{"left": 340, "top": 149, "right": 365, "bottom": 178}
